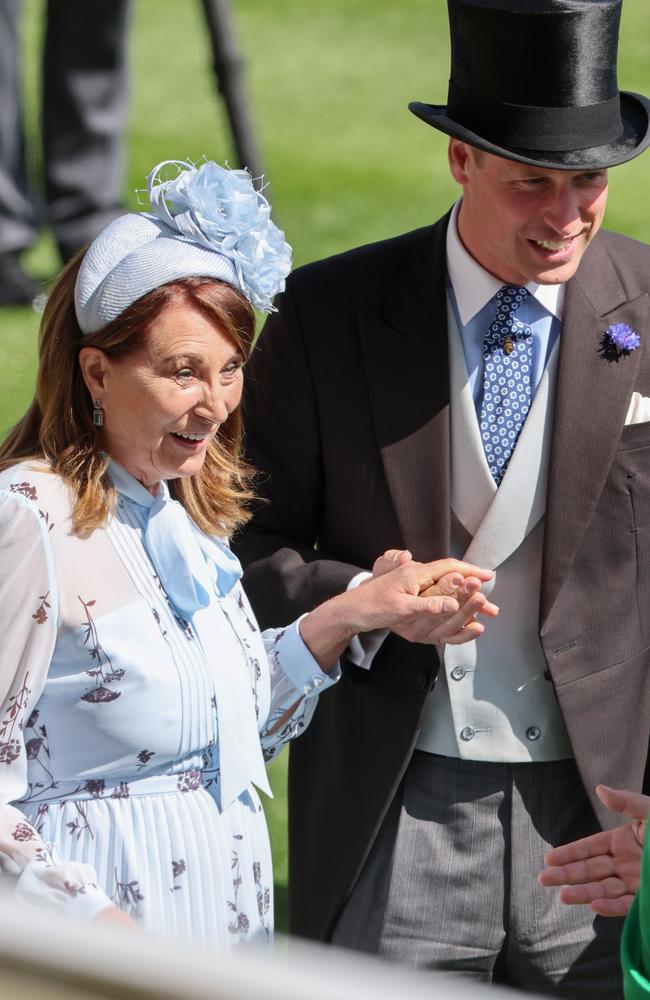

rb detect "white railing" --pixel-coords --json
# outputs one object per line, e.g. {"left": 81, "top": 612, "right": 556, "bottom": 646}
{"left": 0, "top": 890, "right": 539, "bottom": 999}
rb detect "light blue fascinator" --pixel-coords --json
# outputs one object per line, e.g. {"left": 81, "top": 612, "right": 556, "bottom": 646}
{"left": 75, "top": 159, "right": 292, "bottom": 334}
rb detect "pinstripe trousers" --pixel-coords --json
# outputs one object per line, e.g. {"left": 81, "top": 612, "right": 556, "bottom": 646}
{"left": 332, "top": 752, "right": 623, "bottom": 998}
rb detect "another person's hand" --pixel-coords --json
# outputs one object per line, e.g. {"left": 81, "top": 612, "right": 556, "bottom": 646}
{"left": 300, "top": 554, "right": 498, "bottom": 668}
{"left": 538, "top": 784, "right": 650, "bottom": 916}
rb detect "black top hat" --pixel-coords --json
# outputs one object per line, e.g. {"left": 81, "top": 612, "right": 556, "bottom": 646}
{"left": 410, "top": 0, "right": 650, "bottom": 169}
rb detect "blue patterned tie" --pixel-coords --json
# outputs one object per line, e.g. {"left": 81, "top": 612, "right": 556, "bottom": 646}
{"left": 479, "top": 285, "right": 533, "bottom": 485}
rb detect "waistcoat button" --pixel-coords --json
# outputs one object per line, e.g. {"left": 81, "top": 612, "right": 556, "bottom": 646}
{"left": 526, "top": 726, "right": 541, "bottom": 741}
{"left": 460, "top": 726, "right": 476, "bottom": 742}
{"left": 450, "top": 666, "right": 466, "bottom": 681}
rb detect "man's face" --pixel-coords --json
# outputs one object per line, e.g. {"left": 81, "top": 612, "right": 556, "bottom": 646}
{"left": 448, "top": 140, "right": 609, "bottom": 285}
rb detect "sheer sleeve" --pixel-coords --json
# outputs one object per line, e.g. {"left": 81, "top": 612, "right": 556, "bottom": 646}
{"left": 0, "top": 490, "right": 112, "bottom": 918}
{"left": 259, "top": 619, "right": 340, "bottom": 762}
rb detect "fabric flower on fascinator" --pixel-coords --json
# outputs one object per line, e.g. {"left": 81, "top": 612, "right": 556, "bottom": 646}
{"left": 600, "top": 322, "right": 641, "bottom": 362}
{"left": 147, "top": 159, "right": 291, "bottom": 312}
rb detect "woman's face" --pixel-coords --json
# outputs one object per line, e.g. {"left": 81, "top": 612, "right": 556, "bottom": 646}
{"left": 81, "top": 300, "right": 244, "bottom": 492}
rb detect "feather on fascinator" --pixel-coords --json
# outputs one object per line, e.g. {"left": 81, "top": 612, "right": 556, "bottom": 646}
{"left": 75, "top": 159, "right": 292, "bottom": 334}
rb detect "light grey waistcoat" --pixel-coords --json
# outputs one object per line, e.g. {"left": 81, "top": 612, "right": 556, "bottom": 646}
{"left": 416, "top": 300, "right": 572, "bottom": 762}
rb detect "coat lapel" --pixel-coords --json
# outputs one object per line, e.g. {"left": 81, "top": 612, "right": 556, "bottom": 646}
{"left": 541, "top": 237, "right": 649, "bottom": 624}
{"left": 457, "top": 339, "right": 560, "bottom": 570}
{"left": 357, "top": 216, "right": 451, "bottom": 560}
{"left": 447, "top": 301, "right": 496, "bottom": 537}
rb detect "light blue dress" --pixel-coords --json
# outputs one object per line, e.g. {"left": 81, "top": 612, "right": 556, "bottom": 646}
{"left": 0, "top": 460, "right": 337, "bottom": 947}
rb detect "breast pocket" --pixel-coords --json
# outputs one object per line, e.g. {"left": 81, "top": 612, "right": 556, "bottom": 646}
{"left": 619, "top": 420, "right": 650, "bottom": 450}
{"left": 617, "top": 428, "right": 650, "bottom": 530}
{"left": 615, "top": 431, "right": 650, "bottom": 642}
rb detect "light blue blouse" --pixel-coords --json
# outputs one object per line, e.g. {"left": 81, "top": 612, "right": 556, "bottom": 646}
{"left": 0, "top": 459, "right": 338, "bottom": 947}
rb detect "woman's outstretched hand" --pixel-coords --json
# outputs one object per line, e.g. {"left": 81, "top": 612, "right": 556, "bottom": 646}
{"left": 299, "top": 552, "right": 498, "bottom": 669}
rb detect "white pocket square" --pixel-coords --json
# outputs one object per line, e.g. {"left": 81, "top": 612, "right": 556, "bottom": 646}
{"left": 625, "top": 391, "right": 650, "bottom": 425}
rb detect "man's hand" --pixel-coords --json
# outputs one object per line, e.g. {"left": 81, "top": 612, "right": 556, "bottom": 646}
{"left": 371, "top": 549, "right": 415, "bottom": 577}
{"left": 538, "top": 784, "right": 650, "bottom": 916}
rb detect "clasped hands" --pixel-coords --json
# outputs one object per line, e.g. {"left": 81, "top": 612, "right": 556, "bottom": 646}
{"left": 299, "top": 549, "right": 498, "bottom": 670}
{"left": 362, "top": 548, "right": 499, "bottom": 645}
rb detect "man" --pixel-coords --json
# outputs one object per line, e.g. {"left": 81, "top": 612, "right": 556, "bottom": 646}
{"left": 235, "top": 0, "right": 650, "bottom": 993}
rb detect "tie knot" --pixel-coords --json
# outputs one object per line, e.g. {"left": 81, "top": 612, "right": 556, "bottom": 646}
{"left": 485, "top": 284, "right": 532, "bottom": 356}
{"left": 496, "top": 284, "right": 529, "bottom": 319}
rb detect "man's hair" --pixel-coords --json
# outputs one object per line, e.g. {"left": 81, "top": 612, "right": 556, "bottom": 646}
{"left": 0, "top": 256, "right": 256, "bottom": 537}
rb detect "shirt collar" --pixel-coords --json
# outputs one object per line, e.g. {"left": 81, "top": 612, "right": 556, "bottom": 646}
{"left": 107, "top": 459, "right": 168, "bottom": 509}
{"left": 445, "top": 199, "right": 565, "bottom": 325}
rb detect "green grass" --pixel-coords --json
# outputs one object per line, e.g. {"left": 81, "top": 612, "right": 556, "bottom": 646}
{"left": 3, "top": 0, "right": 650, "bottom": 933}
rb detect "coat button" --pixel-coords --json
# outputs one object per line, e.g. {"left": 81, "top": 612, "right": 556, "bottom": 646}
{"left": 450, "top": 666, "right": 466, "bottom": 681}
{"left": 526, "top": 726, "right": 541, "bottom": 741}
{"left": 460, "top": 726, "right": 476, "bottom": 742}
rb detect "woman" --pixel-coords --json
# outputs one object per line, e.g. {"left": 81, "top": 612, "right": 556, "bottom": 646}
{"left": 0, "top": 159, "right": 496, "bottom": 947}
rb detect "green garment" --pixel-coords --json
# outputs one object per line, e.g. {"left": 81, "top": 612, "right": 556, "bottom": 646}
{"left": 623, "top": 834, "right": 650, "bottom": 998}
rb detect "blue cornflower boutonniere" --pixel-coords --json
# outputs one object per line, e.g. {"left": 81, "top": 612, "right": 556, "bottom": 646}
{"left": 600, "top": 323, "right": 641, "bottom": 362}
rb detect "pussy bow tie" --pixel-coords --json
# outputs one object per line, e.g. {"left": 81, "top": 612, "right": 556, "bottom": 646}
{"left": 108, "top": 459, "right": 242, "bottom": 611}
{"left": 145, "top": 491, "right": 243, "bottom": 613}
{"left": 107, "top": 460, "right": 270, "bottom": 807}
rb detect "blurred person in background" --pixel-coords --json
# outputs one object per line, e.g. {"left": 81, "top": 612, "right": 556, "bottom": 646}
{"left": 235, "top": 0, "right": 650, "bottom": 993}
{"left": 0, "top": 0, "right": 130, "bottom": 306}
{"left": 0, "top": 158, "right": 496, "bottom": 945}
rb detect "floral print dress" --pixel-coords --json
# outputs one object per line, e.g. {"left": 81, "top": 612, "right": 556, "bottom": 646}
{"left": 0, "top": 460, "right": 338, "bottom": 947}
